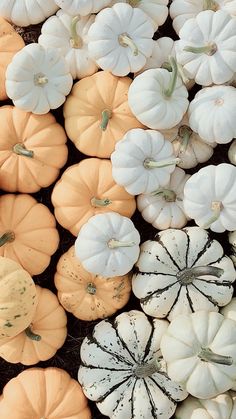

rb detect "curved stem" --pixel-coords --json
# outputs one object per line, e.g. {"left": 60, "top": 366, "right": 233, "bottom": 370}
{"left": 100, "top": 109, "right": 112, "bottom": 131}
{"left": 151, "top": 188, "right": 177, "bottom": 202}
{"left": 70, "top": 16, "right": 83, "bottom": 48}
{"left": 203, "top": 201, "right": 222, "bottom": 229}
{"left": 25, "top": 326, "right": 41, "bottom": 342}
{"left": 177, "top": 63, "right": 190, "bottom": 85}
{"left": 199, "top": 348, "right": 233, "bottom": 366}
{"left": 118, "top": 33, "right": 138, "bottom": 56}
{"left": 0, "top": 231, "right": 15, "bottom": 246}
{"left": 203, "top": 0, "right": 219, "bottom": 11}
{"left": 13, "top": 143, "right": 34, "bottom": 158}
{"left": 108, "top": 239, "right": 136, "bottom": 249}
{"left": 164, "top": 56, "right": 178, "bottom": 97}
{"left": 91, "top": 197, "right": 112, "bottom": 207}
{"left": 144, "top": 157, "right": 181, "bottom": 169}
{"left": 128, "top": 0, "right": 140, "bottom": 6}
{"left": 135, "top": 359, "right": 161, "bottom": 378}
{"left": 177, "top": 266, "right": 224, "bottom": 285}
{"left": 184, "top": 43, "right": 217, "bottom": 56}
{"left": 178, "top": 125, "right": 192, "bottom": 155}
{"left": 87, "top": 283, "right": 97, "bottom": 295}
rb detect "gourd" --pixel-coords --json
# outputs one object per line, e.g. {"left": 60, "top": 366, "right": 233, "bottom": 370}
{"left": 221, "top": 298, "right": 236, "bottom": 390}
{"left": 0, "top": 367, "right": 91, "bottom": 419}
{"left": 55, "top": 245, "right": 132, "bottom": 321}
{"left": 228, "top": 140, "right": 236, "bottom": 165}
{"left": 54, "top": 0, "right": 111, "bottom": 16}
{"left": 51, "top": 158, "right": 136, "bottom": 236}
{"left": 75, "top": 212, "right": 140, "bottom": 277}
{"left": 0, "top": 194, "right": 59, "bottom": 275}
{"left": 88, "top": 3, "right": 154, "bottom": 76}
{"left": 63, "top": 71, "right": 144, "bottom": 158}
{"left": 6, "top": 43, "right": 73, "bottom": 115}
{"left": 229, "top": 231, "right": 236, "bottom": 265}
{"left": 160, "top": 311, "right": 236, "bottom": 399}
{"left": 39, "top": 11, "right": 98, "bottom": 80}
{"left": 0, "top": 0, "right": 59, "bottom": 26}
{"left": 0, "top": 17, "right": 24, "bottom": 101}
{"left": 0, "top": 257, "right": 37, "bottom": 338}
{"left": 132, "top": 227, "right": 236, "bottom": 320}
{"left": 0, "top": 286, "right": 67, "bottom": 365}
{"left": 183, "top": 164, "right": 236, "bottom": 233}
{"left": 0, "top": 106, "right": 68, "bottom": 193}
{"left": 78, "top": 310, "right": 188, "bottom": 419}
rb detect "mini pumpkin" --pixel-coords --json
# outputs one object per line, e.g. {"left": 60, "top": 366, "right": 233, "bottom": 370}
{"left": 0, "top": 286, "right": 67, "bottom": 365}
{"left": 55, "top": 245, "right": 131, "bottom": 321}
{"left": 0, "top": 0, "right": 59, "bottom": 26}
{"left": 229, "top": 140, "right": 236, "bottom": 166}
{"left": 55, "top": 0, "right": 111, "bottom": 16}
{"left": 0, "top": 194, "right": 59, "bottom": 275}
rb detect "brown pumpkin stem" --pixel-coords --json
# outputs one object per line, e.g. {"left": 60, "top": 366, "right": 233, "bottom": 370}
{"left": 87, "top": 282, "right": 97, "bottom": 295}
{"left": 203, "top": 201, "right": 223, "bottom": 229}
{"left": 0, "top": 231, "right": 15, "bottom": 246}
{"left": 25, "top": 326, "right": 41, "bottom": 341}
{"left": 118, "top": 33, "right": 139, "bottom": 56}
{"left": 178, "top": 125, "right": 192, "bottom": 155}
{"left": 164, "top": 56, "right": 178, "bottom": 97}
{"left": 70, "top": 15, "right": 83, "bottom": 48}
{"left": 177, "top": 266, "right": 224, "bottom": 285}
{"left": 91, "top": 197, "right": 112, "bottom": 207}
{"left": 128, "top": 0, "right": 140, "bottom": 6}
{"left": 184, "top": 43, "right": 217, "bottom": 56}
{"left": 100, "top": 109, "right": 112, "bottom": 131}
{"left": 108, "top": 239, "right": 136, "bottom": 249}
{"left": 134, "top": 359, "right": 161, "bottom": 378}
{"left": 13, "top": 143, "right": 34, "bottom": 158}
{"left": 151, "top": 188, "right": 177, "bottom": 202}
{"left": 144, "top": 157, "right": 181, "bottom": 169}
{"left": 203, "top": 0, "right": 219, "bottom": 11}
{"left": 199, "top": 348, "right": 233, "bottom": 366}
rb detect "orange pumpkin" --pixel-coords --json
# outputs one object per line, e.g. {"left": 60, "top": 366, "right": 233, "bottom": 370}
{"left": 63, "top": 70, "right": 144, "bottom": 158}
{"left": 0, "top": 106, "right": 68, "bottom": 192}
{"left": 0, "top": 286, "right": 67, "bottom": 365}
{"left": 51, "top": 158, "right": 136, "bottom": 235}
{"left": 0, "top": 194, "right": 59, "bottom": 275}
{"left": 0, "top": 367, "right": 91, "bottom": 419}
{"left": 55, "top": 245, "right": 131, "bottom": 321}
{"left": 0, "top": 17, "right": 25, "bottom": 101}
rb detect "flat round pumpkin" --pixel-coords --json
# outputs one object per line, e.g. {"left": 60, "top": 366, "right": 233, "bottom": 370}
{"left": 63, "top": 70, "right": 144, "bottom": 158}
{"left": 51, "top": 158, "right": 136, "bottom": 235}
{"left": 55, "top": 245, "right": 132, "bottom": 321}
{"left": 0, "top": 194, "right": 59, "bottom": 275}
{"left": 0, "top": 106, "right": 68, "bottom": 193}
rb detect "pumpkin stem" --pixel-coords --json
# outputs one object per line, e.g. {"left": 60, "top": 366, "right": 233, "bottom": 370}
{"left": 143, "top": 157, "right": 181, "bottom": 169}
{"left": 70, "top": 16, "right": 83, "bottom": 48}
{"left": 86, "top": 282, "right": 97, "bottom": 295}
{"left": 34, "top": 73, "right": 48, "bottom": 86}
{"left": 100, "top": 109, "right": 112, "bottom": 131}
{"left": 178, "top": 125, "right": 192, "bottom": 155}
{"left": 151, "top": 188, "right": 177, "bottom": 202}
{"left": 108, "top": 239, "right": 136, "bottom": 249}
{"left": 199, "top": 348, "right": 233, "bottom": 366}
{"left": 184, "top": 43, "right": 217, "bottom": 56}
{"left": 13, "top": 143, "right": 34, "bottom": 158}
{"left": 177, "top": 266, "right": 224, "bottom": 285}
{"left": 0, "top": 231, "right": 15, "bottom": 246}
{"left": 164, "top": 56, "right": 178, "bottom": 97}
{"left": 203, "top": 0, "right": 219, "bottom": 11}
{"left": 128, "top": 0, "right": 140, "bottom": 6}
{"left": 25, "top": 326, "right": 41, "bottom": 342}
{"left": 134, "top": 359, "right": 161, "bottom": 378}
{"left": 162, "top": 61, "right": 190, "bottom": 85}
{"left": 118, "top": 33, "right": 139, "bottom": 56}
{"left": 203, "top": 201, "right": 223, "bottom": 229}
{"left": 91, "top": 197, "right": 112, "bottom": 207}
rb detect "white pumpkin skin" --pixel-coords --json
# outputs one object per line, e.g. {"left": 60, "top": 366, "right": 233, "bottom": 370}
{"left": 221, "top": 299, "right": 236, "bottom": 390}
{"left": 229, "top": 231, "right": 236, "bottom": 265}
{"left": 160, "top": 311, "right": 236, "bottom": 399}
{"left": 0, "top": 0, "right": 59, "bottom": 26}
{"left": 228, "top": 140, "right": 236, "bottom": 166}
{"left": 78, "top": 310, "right": 188, "bottom": 419}
{"left": 135, "top": 37, "right": 175, "bottom": 76}
{"left": 38, "top": 11, "right": 98, "bottom": 80}
{"left": 54, "top": 0, "right": 111, "bottom": 16}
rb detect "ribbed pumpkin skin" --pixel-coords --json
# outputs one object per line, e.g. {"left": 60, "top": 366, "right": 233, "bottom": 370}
{"left": 0, "top": 194, "right": 59, "bottom": 275}
{"left": 0, "top": 106, "right": 68, "bottom": 193}
{"left": 0, "top": 18, "right": 25, "bottom": 100}
{"left": 0, "top": 367, "right": 91, "bottom": 419}
{"left": 55, "top": 245, "right": 131, "bottom": 321}
{"left": 0, "top": 286, "right": 67, "bottom": 365}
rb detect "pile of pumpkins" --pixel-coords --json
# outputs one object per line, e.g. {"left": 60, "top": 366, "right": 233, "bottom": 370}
{"left": 0, "top": 0, "right": 236, "bottom": 418}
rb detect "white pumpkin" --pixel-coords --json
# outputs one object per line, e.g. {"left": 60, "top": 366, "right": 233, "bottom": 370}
{"left": 160, "top": 311, "right": 236, "bottom": 399}
{"left": 54, "top": 0, "right": 111, "bottom": 16}
{"left": 137, "top": 168, "right": 191, "bottom": 230}
{"left": 0, "top": 0, "right": 59, "bottom": 27}
{"left": 183, "top": 164, "right": 236, "bottom": 233}
{"left": 132, "top": 227, "right": 236, "bottom": 320}
{"left": 78, "top": 310, "right": 188, "bottom": 419}
{"left": 128, "top": 60, "right": 189, "bottom": 130}
{"left": 160, "top": 113, "right": 215, "bottom": 169}
{"left": 222, "top": 298, "right": 236, "bottom": 390}
{"left": 229, "top": 140, "right": 236, "bottom": 165}
{"left": 5, "top": 44, "right": 73, "bottom": 115}
{"left": 229, "top": 231, "right": 236, "bottom": 265}
{"left": 38, "top": 11, "right": 98, "bottom": 80}
{"left": 188, "top": 85, "right": 236, "bottom": 144}
{"left": 87, "top": 3, "right": 154, "bottom": 76}
{"left": 111, "top": 128, "right": 179, "bottom": 195}
{"left": 75, "top": 212, "right": 140, "bottom": 277}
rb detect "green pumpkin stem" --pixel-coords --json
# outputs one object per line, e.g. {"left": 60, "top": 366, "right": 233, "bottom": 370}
{"left": 199, "top": 347, "right": 233, "bottom": 366}
{"left": 86, "top": 282, "right": 97, "bottom": 295}
{"left": 178, "top": 125, "right": 192, "bottom": 155}
{"left": 108, "top": 239, "right": 136, "bottom": 249}
{"left": 151, "top": 188, "right": 177, "bottom": 202}
{"left": 118, "top": 33, "right": 139, "bottom": 56}
{"left": 177, "top": 266, "right": 224, "bottom": 285}
{"left": 25, "top": 326, "right": 41, "bottom": 342}
{"left": 184, "top": 43, "right": 217, "bottom": 56}
{"left": 100, "top": 109, "right": 112, "bottom": 131}
{"left": 91, "top": 197, "right": 112, "bottom": 207}
{"left": 203, "top": 0, "right": 219, "bottom": 11}
{"left": 135, "top": 359, "right": 161, "bottom": 378}
{"left": 144, "top": 157, "right": 181, "bottom": 169}
{"left": 128, "top": 0, "right": 140, "bottom": 6}
{"left": 0, "top": 231, "right": 15, "bottom": 246}
{"left": 203, "top": 201, "right": 222, "bottom": 229}
{"left": 164, "top": 56, "right": 178, "bottom": 97}
{"left": 13, "top": 143, "right": 34, "bottom": 158}
{"left": 70, "top": 16, "right": 83, "bottom": 48}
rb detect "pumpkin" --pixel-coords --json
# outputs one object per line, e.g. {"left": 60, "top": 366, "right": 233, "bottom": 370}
{"left": 132, "top": 227, "right": 236, "bottom": 320}
{"left": 0, "top": 367, "right": 91, "bottom": 419}
{"left": 229, "top": 231, "right": 236, "bottom": 265}
{"left": 39, "top": 11, "right": 98, "bottom": 80}
{"left": 111, "top": 128, "right": 179, "bottom": 195}
{"left": 0, "top": 106, "right": 68, "bottom": 193}
{"left": 183, "top": 164, "right": 236, "bottom": 232}
{"left": 0, "top": 18, "right": 25, "bottom": 101}
{"left": 54, "top": 0, "right": 111, "bottom": 16}
{"left": 0, "top": 194, "right": 59, "bottom": 275}
{"left": 160, "top": 311, "right": 236, "bottom": 399}
{"left": 221, "top": 298, "right": 236, "bottom": 390}
{"left": 78, "top": 310, "right": 188, "bottom": 419}
{"left": 0, "top": 0, "right": 59, "bottom": 26}
{"left": 63, "top": 71, "right": 144, "bottom": 158}
{"left": 88, "top": 3, "right": 154, "bottom": 76}
{"left": 188, "top": 85, "right": 236, "bottom": 144}
{"left": 55, "top": 245, "right": 131, "bottom": 321}
{"left": 6, "top": 43, "right": 73, "bottom": 115}
{"left": 128, "top": 58, "right": 189, "bottom": 130}
{"left": 75, "top": 212, "right": 140, "bottom": 277}
{"left": 51, "top": 158, "right": 136, "bottom": 236}
{"left": 0, "top": 257, "right": 37, "bottom": 338}
{"left": 229, "top": 140, "right": 236, "bottom": 165}
{"left": 0, "top": 286, "right": 67, "bottom": 365}
{"left": 137, "top": 168, "right": 191, "bottom": 230}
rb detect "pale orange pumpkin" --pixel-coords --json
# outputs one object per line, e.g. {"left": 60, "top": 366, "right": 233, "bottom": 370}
{"left": 0, "top": 367, "right": 91, "bottom": 419}
{"left": 0, "top": 286, "right": 67, "bottom": 365}
{"left": 0, "top": 106, "right": 68, "bottom": 192}
{"left": 63, "top": 70, "right": 144, "bottom": 158}
{"left": 55, "top": 245, "right": 131, "bottom": 321}
{"left": 0, "top": 194, "right": 59, "bottom": 275}
{"left": 0, "top": 17, "right": 25, "bottom": 101}
{"left": 51, "top": 158, "right": 136, "bottom": 235}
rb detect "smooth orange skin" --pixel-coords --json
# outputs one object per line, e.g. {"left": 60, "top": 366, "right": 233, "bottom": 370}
{"left": 0, "top": 286, "right": 67, "bottom": 365}
{"left": 51, "top": 158, "right": 136, "bottom": 235}
{"left": 55, "top": 245, "right": 132, "bottom": 321}
{"left": 64, "top": 70, "right": 144, "bottom": 158}
{"left": 0, "top": 367, "right": 91, "bottom": 419}
{"left": 0, "top": 18, "right": 25, "bottom": 100}
{"left": 0, "top": 194, "right": 59, "bottom": 275}
{"left": 0, "top": 106, "right": 68, "bottom": 192}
